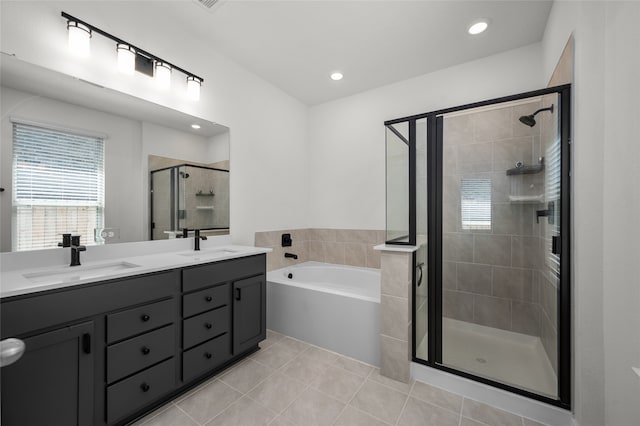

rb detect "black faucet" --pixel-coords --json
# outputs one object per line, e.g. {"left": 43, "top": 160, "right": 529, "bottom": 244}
{"left": 194, "top": 229, "right": 208, "bottom": 251}
{"left": 284, "top": 252, "right": 298, "bottom": 260}
{"left": 182, "top": 228, "right": 189, "bottom": 238}
{"left": 58, "top": 233, "right": 72, "bottom": 248}
{"left": 70, "top": 235, "right": 86, "bottom": 267}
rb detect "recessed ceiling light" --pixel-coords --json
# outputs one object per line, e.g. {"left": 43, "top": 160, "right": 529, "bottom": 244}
{"left": 468, "top": 20, "right": 489, "bottom": 35}
{"left": 191, "top": 124, "right": 201, "bottom": 129}
{"left": 330, "top": 72, "right": 343, "bottom": 81}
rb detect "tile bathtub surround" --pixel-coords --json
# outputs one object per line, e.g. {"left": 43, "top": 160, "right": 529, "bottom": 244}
{"left": 132, "top": 330, "right": 546, "bottom": 426}
{"left": 254, "top": 229, "right": 385, "bottom": 272}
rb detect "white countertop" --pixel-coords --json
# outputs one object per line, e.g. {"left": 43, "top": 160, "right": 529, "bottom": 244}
{"left": 0, "top": 242, "right": 271, "bottom": 299}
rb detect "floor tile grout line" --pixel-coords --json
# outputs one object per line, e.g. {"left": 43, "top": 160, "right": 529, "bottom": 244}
{"left": 394, "top": 380, "right": 415, "bottom": 426}
{"left": 172, "top": 402, "right": 202, "bottom": 426}
{"left": 137, "top": 400, "right": 175, "bottom": 426}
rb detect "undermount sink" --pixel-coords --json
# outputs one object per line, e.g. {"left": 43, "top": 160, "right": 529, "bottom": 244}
{"left": 23, "top": 261, "right": 141, "bottom": 285}
{"left": 178, "top": 247, "right": 240, "bottom": 261}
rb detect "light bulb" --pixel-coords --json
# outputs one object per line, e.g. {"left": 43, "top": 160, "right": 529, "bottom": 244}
{"left": 155, "top": 62, "right": 172, "bottom": 89}
{"left": 330, "top": 72, "right": 343, "bottom": 81}
{"left": 468, "top": 21, "right": 489, "bottom": 35}
{"left": 117, "top": 44, "right": 136, "bottom": 75}
{"left": 186, "top": 76, "right": 201, "bottom": 101}
{"left": 68, "top": 21, "right": 91, "bottom": 58}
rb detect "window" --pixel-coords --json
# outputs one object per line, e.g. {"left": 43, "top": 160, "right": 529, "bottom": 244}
{"left": 460, "top": 178, "right": 491, "bottom": 230}
{"left": 12, "top": 122, "right": 105, "bottom": 251}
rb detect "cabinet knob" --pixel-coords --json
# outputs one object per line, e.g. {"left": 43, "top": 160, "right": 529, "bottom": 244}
{"left": 205, "top": 352, "right": 213, "bottom": 359}
{"left": 141, "top": 346, "right": 151, "bottom": 355}
{"left": 141, "top": 314, "right": 151, "bottom": 322}
{"left": 204, "top": 322, "right": 212, "bottom": 329}
{"left": 140, "top": 383, "right": 150, "bottom": 392}
{"left": 205, "top": 295, "right": 213, "bottom": 302}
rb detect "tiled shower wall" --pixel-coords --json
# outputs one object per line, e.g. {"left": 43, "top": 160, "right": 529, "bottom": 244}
{"left": 442, "top": 101, "right": 547, "bottom": 337}
{"left": 254, "top": 229, "right": 385, "bottom": 271}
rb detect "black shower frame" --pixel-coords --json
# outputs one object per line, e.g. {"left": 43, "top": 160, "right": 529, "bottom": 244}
{"left": 385, "top": 84, "right": 571, "bottom": 409}
{"left": 149, "top": 163, "right": 230, "bottom": 239}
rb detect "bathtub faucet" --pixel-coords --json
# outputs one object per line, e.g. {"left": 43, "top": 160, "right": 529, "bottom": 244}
{"left": 284, "top": 252, "right": 298, "bottom": 260}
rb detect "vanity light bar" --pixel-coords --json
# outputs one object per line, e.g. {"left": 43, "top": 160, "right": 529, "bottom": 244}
{"left": 62, "top": 11, "right": 204, "bottom": 99}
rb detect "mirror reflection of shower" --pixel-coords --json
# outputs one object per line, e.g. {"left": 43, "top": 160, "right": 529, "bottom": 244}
{"left": 150, "top": 160, "right": 229, "bottom": 240}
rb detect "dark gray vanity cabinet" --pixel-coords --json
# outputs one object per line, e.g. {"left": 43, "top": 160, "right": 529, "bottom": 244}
{"left": 0, "top": 321, "right": 94, "bottom": 426}
{"left": 0, "top": 253, "right": 267, "bottom": 426}
{"left": 180, "top": 254, "right": 266, "bottom": 383}
{"left": 233, "top": 274, "right": 267, "bottom": 354}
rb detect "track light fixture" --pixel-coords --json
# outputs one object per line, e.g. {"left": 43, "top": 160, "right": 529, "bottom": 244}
{"left": 62, "top": 11, "right": 204, "bottom": 100}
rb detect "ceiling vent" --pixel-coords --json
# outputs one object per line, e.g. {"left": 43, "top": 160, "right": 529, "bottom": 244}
{"left": 194, "top": 0, "right": 220, "bottom": 10}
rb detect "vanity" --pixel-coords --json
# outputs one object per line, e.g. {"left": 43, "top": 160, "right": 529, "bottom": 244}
{"left": 0, "top": 243, "right": 268, "bottom": 426}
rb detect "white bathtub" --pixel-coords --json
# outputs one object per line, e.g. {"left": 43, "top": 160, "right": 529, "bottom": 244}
{"left": 267, "top": 261, "right": 381, "bottom": 366}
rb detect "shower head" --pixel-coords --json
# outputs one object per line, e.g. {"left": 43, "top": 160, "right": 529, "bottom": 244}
{"left": 518, "top": 104, "right": 554, "bottom": 127}
{"left": 179, "top": 171, "right": 190, "bottom": 178}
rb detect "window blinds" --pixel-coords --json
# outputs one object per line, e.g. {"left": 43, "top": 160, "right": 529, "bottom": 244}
{"left": 12, "top": 122, "right": 105, "bottom": 251}
{"left": 460, "top": 178, "right": 492, "bottom": 230}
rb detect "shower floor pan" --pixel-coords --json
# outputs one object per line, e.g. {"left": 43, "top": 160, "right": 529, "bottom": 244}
{"left": 417, "top": 318, "right": 557, "bottom": 398}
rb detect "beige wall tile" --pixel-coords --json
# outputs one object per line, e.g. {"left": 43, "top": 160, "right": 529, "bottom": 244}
{"left": 493, "top": 136, "right": 535, "bottom": 172}
{"left": 442, "top": 261, "right": 457, "bottom": 290}
{"left": 511, "top": 236, "right": 541, "bottom": 268}
{"left": 344, "top": 243, "right": 366, "bottom": 267}
{"left": 336, "top": 229, "right": 378, "bottom": 244}
{"left": 381, "top": 252, "right": 411, "bottom": 297}
{"left": 444, "top": 114, "right": 474, "bottom": 145}
{"left": 474, "top": 234, "right": 511, "bottom": 266}
{"left": 324, "top": 242, "right": 346, "bottom": 264}
{"left": 492, "top": 204, "right": 535, "bottom": 236}
{"left": 307, "top": 240, "right": 325, "bottom": 262}
{"left": 443, "top": 290, "right": 474, "bottom": 322}
{"left": 511, "top": 301, "right": 541, "bottom": 336}
{"left": 456, "top": 142, "right": 493, "bottom": 173}
{"left": 381, "top": 295, "right": 409, "bottom": 341}
{"left": 380, "top": 335, "right": 410, "bottom": 383}
{"left": 473, "top": 107, "right": 513, "bottom": 142}
{"left": 492, "top": 267, "right": 533, "bottom": 301}
{"left": 443, "top": 233, "right": 473, "bottom": 262}
{"left": 457, "top": 263, "right": 492, "bottom": 295}
{"left": 366, "top": 245, "right": 381, "bottom": 269}
{"left": 473, "top": 295, "right": 511, "bottom": 330}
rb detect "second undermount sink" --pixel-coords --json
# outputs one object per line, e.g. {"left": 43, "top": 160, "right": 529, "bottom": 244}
{"left": 23, "top": 261, "right": 141, "bottom": 286}
{"left": 178, "top": 247, "right": 240, "bottom": 261}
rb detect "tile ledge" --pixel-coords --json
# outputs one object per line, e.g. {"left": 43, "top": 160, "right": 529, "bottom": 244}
{"left": 373, "top": 244, "right": 418, "bottom": 253}
{"left": 633, "top": 367, "right": 640, "bottom": 379}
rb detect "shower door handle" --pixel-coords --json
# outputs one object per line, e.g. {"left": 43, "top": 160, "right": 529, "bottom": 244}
{"left": 552, "top": 235, "right": 561, "bottom": 255}
{"left": 416, "top": 262, "right": 424, "bottom": 287}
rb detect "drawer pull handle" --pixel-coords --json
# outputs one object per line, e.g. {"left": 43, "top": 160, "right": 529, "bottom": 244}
{"left": 205, "top": 295, "right": 213, "bottom": 302}
{"left": 205, "top": 323, "right": 212, "bottom": 329}
{"left": 140, "top": 383, "right": 150, "bottom": 392}
{"left": 141, "top": 346, "right": 151, "bottom": 355}
{"left": 205, "top": 352, "right": 213, "bottom": 359}
{"left": 141, "top": 314, "right": 151, "bottom": 322}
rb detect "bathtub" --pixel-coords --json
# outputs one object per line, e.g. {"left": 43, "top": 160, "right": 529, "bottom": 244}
{"left": 267, "top": 261, "right": 381, "bottom": 366}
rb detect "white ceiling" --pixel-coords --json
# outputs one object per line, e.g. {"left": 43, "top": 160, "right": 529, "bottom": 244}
{"left": 171, "top": 0, "right": 553, "bottom": 105}
{"left": 6, "top": 1, "right": 553, "bottom": 106}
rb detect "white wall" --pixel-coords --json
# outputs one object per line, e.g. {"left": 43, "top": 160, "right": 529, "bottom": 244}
{"left": 307, "top": 43, "right": 544, "bottom": 229}
{"left": 0, "top": 1, "right": 309, "bottom": 245}
{"left": 542, "top": 1, "right": 640, "bottom": 425}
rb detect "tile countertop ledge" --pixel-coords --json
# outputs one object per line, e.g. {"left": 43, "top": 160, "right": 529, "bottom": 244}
{"left": 0, "top": 238, "right": 271, "bottom": 299}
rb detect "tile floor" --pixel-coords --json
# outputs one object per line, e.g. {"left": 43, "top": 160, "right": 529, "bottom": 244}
{"left": 131, "top": 331, "right": 547, "bottom": 426}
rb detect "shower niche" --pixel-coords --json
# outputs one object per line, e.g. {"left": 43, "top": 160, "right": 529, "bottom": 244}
{"left": 150, "top": 163, "right": 229, "bottom": 239}
{"left": 385, "top": 85, "right": 570, "bottom": 408}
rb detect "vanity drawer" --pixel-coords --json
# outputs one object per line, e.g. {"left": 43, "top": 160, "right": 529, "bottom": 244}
{"left": 107, "top": 298, "right": 174, "bottom": 343}
{"left": 183, "top": 305, "right": 230, "bottom": 349}
{"left": 106, "top": 358, "right": 175, "bottom": 423}
{"left": 106, "top": 324, "right": 175, "bottom": 384}
{"left": 183, "top": 283, "right": 230, "bottom": 318}
{"left": 183, "top": 332, "right": 232, "bottom": 382}
{"left": 182, "top": 254, "right": 265, "bottom": 292}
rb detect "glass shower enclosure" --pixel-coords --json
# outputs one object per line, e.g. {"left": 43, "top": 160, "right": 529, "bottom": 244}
{"left": 385, "top": 85, "right": 571, "bottom": 408}
{"left": 150, "top": 164, "right": 229, "bottom": 239}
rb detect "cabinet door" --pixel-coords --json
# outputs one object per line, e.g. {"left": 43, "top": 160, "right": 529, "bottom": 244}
{"left": 232, "top": 275, "right": 266, "bottom": 354}
{"left": 1, "top": 321, "right": 94, "bottom": 426}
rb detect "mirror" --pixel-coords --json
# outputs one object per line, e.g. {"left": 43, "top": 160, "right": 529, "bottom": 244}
{"left": 0, "top": 55, "right": 230, "bottom": 252}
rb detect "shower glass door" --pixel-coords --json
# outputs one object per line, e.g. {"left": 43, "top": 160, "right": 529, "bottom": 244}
{"left": 439, "top": 92, "right": 563, "bottom": 399}
{"left": 392, "top": 85, "right": 571, "bottom": 408}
